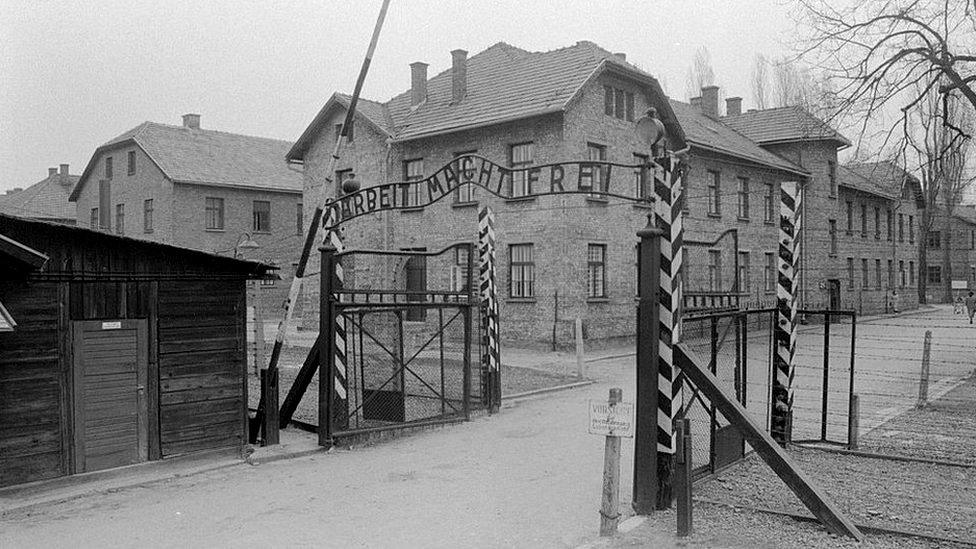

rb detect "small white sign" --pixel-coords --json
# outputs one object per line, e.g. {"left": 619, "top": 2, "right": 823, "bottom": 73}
{"left": 952, "top": 280, "right": 968, "bottom": 290}
{"left": 101, "top": 321, "right": 122, "bottom": 330}
{"left": 588, "top": 400, "right": 635, "bottom": 438}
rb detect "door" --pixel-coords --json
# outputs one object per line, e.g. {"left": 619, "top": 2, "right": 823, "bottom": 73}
{"left": 828, "top": 279, "right": 841, "bottom": 310}
{"left": 73, "top": 319, "right": 148, "bottom": 473}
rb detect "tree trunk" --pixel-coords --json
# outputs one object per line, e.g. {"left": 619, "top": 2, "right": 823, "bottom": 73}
{"left": 944, "top": 216, "right": 954, "bottom": 303}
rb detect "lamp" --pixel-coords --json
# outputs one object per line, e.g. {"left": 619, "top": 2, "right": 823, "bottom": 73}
{"left": 233, "top": 232, "right": 261, "bottom": 258}
{"left": 635, "top": 108, "right": 668, "bottom": 156}
{"left": 342, "top": 173, "right": 362, "bottom": 194}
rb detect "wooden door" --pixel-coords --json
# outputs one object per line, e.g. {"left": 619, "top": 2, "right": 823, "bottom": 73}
{"left": 73, "top": 319, "right": 148, "bottom": 473}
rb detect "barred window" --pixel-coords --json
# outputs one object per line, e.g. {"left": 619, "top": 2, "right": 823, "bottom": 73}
{"left": 509, "top": 244, "right": 535, "bottom": 298}
{"left": 587, "top": 244, "right": 606, "bottom": 298}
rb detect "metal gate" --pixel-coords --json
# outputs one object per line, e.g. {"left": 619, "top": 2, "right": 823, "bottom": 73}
{"left": 679, "top": 308, "right": 776, "bottom": 478}
{"left": 326, "top": 243, "right": 483, "bottom": 438}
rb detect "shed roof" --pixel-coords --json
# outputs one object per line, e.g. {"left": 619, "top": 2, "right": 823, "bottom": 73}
{"left": 722, "top": 106, "right": 851, "bottom": 148}
{"left": 0, "top": 172, "right": 78, "bottom": 221}
{"left": 70, "top": 122, "right": 302, "bottom": 201}
{"left": 288, "top": 41, "right": 686, "bottom": 160}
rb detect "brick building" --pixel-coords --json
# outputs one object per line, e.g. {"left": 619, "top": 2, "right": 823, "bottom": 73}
{"left": 69, "top": 115, "right": 303, "bottom": 312}
{"left": 0, "top": 164, "right": 78, "bottom": 224}
{"left": 723, "top": 109, "right": 923, "bottom": 315}
{"left": 923, "top": 204, "right": 976, "bottom": 302}
{"left": 288, "top": 42, "right": 808, "bottom": 347}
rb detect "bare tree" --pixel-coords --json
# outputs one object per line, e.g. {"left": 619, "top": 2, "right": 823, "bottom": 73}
{"left": 751, "top": 54, "right": 770, "bottom": 110}
{"left": 685, "top": 46, "right": 716, "bottom": 100}
{"left": 794, "top": 0, "right": 976, "bottom": 152}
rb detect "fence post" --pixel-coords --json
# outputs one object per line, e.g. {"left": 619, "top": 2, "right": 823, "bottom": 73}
{"left": 600, "top": 388, "right": 623, "bottom": 536}
{"left": 848, "top": 393, "right": 860, "bottom": 450}
{"left": 633, "top": 214, "right": 663, "bottom": 515}
{"left": 575, "top": 317, "right": 586, "bottom": 380}
{"left": 820, "top": 312, "right": 831, "bottom": 442}
{"left": 479, "top": 206, "right": 501, "bottom": 413}
{"left": 318, "top": 244, "right": 337, "bottom": 447}
{"left": 772, "top": 181, "right": 801, "bottom": 444}
{"left": 916, "top": 330, "right": 932, "bottom": 408}
{"left": 675, "top": 417, "right": 693, "bottom": 537}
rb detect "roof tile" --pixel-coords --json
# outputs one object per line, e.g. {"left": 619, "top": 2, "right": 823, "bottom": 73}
{"left": 722, "top": 106, "right": 850, "bottom": 147}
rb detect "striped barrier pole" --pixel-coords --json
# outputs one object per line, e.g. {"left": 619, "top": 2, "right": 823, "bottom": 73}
{"left": 652, "top": 154, "right": 683, "bottom": 508}
{"left": 324, "top": 212, "right": 349, "bottom": 431}
{"left": 772, "top": 181, "right": 800, "bottom": 444}
{"left": 478, "top": 206, "right": 501, "bottom": 412}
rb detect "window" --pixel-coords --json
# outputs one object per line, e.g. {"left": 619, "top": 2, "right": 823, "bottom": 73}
{"left": 886, "top": 209, "right": 892, "bottom": 240}
{"left": 633, "top": 153, "right": 650, "bottom": 199}
{"left": 296, "top": 203, "right": 303, "bottom": 235}
{"left": 899, "top": 260, "right": 906, "bottom": 288}
{"left": 403, "top": 159, "right": 424, "bottom": 206}
{"left": 928, "top": 230, "right": 941, "bottom": 249}
{"left": 90, "top": 208, "right": 98, "bottom": 229}
{"left": 143, "top": 199, "right": 153, "bottom": 233}
{"left": 707, "top": 171, "right": 721, "bottom": 216}
{"left": 454, "top": 151, "right": 478, "bottom": 203}
{"left": 845, "top": 201, "right": 853, "bottom": 233}
{"left": 584, "top": 143, "right": 607, "bottom": 193}
{"left": 737, "top": 177, "right": 750, "bottom": 219}
{"left": 888, "top": 259, "right": 894, "bottom": 287}
{"left": 604, "top": 86, "right": 634, "bottom": 121}
{"left": 335, "top": 169, "right": 354, "bottom": 197}
{"left": 847, "top": 258, "right": 854, "bottom": 288}
{"left": 509, "top": 143, "right": 533, "bottom": 197}
{"left": 708, "top": 250, "right": 723, "bottom": 291}
{"left": 874, "top": 207, "right": 881, "bottom": 239}
{"left": 253, "top": 201, "right": 271, "bottom": 232}
{"left": 861, "top": 259, "right": 869, "bottom": 287}
{"left": 909, "top": 261, "right": 915, "bottom": 286}
{"left": 764, "top": 252, "right": 776, "bottom": 293}
{"left": 127, "top": 151, "right": 136, "bottom": 175}
{"left": 452, "top": 246, "right": 470, "bottom": 292}
{"left": 205, "top": 197, "right": 224, "bottom": 230}
{"left": 509, "top": 244, "right": 535, "bottom": 298}
{"left": 105, "top": 156, "right": 113, "bottom": 179}
{"left": 739, "top": 252, "right": 751, "bottom": 291}
{"left": 828, "top": 220, "right": 837, "bottom": 255}
{"left": 875, "top": 259, "right": 882, "bottom": 289}
{"left": 898, "top": 213, "right": 904, "bottom": 242}
{"left": 927, "top": 265, "right": 942, "bottom": 285}
{"left": 828, "top": 161, "right": 836, "bottom": 196}
{"left": 860, "top": 204, "right": 867, "bottom": 237}
{"left": 763, "top": 182, "right": 775, "bottom": 223}
{"left": 909, "top": 216, "right": 915, "bottom": 243}
{"left": 404, "top": 249, "right": 427, "bottom": 321}
{"left": 587, "top": 244, "right": 607, "bottom": 298}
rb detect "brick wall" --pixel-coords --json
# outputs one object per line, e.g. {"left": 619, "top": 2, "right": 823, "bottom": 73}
{"left": 926, "top": 209, "right": 976, "bottom": 303}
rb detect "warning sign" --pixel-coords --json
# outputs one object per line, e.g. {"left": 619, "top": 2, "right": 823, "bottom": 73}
{"left": 588, "top": 400, "right": 635, "bottom": 438}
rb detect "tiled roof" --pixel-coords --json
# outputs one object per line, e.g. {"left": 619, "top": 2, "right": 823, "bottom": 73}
{"left": 722, "top": 106, "right": 851, "bottom": 147}
{"left": 288, "top": 41, "right": 686, "bottom": 160}
{"left": 0, "top": 172, "right": 78, "bottom": 221}
{"left": 838, "top": 164, "right": 897, "bottom": 200}
{"left": 669, "top": 100, "right": 807, "bottom": 176}
{"left": 71, "top": 122, "right": 302, "bottom": 201}
{"left": 846, "top": 161, "right": 924, "bottom": 206}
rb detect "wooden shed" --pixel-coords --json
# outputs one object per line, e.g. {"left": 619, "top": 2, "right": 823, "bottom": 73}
{"left": 0, "top": 214, "right": 274, "bottom": 487}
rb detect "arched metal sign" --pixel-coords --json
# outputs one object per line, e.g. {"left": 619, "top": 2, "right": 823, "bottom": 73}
{"left": 321, "top": 154, "right": 683, "bottom": 229}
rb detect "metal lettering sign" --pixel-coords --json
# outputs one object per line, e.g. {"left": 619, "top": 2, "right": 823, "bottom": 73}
{"left": 588, "top": 400, "right": 635, "bottom": 437}
{"left": 322, "top": 154, "right": 660, "bottom": 229}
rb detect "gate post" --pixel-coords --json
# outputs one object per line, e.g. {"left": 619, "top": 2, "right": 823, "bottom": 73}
{"left": 318, "top": 244, "right": 337, "bottom": 447}
{"left": 772, "top": 181, "right": 801, "bottom": 444}
{"left": 479, "top": 206, "right": 501, "bottom": 413}
{"left": 652, "top": 153, "right": 684, "bottom": 509}
{"left": 633, "top": 214, "right": 663, "bottom": 514}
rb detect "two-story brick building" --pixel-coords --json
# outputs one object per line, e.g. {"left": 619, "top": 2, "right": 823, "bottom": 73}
{"left": 69, "top": 115, "right": 303, "bottom": 312}
{"left": 923, "top": 203, "right": 976, "bottom": 302}
{"left": 288, "top": 42, "right": 808, "bottom": 347}
{"left": 723, "top": 109, "right": 923, "bottom": 315}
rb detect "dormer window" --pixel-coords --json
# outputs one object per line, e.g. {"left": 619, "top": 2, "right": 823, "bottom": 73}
{"left": 603, "top": 85, "right": 634, "bottom": 122}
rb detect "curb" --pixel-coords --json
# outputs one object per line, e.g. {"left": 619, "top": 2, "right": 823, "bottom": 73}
{"left": 245, "top": 446, "right": 326, "bottom": 467}
{"left": 506, "top": 379, "right": 596, "bottom": 401}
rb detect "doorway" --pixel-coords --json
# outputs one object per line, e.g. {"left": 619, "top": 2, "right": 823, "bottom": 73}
{"left": 72, "top": 319, "right": 149, "bottom": 473}
{"left": 827, "top": 279, "right": 841, "bottom": 310}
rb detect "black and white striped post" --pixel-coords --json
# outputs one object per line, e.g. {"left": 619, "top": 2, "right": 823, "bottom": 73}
{"left": 479, "top": 206, "right": 501, "bottom": 413}
{"left": 326, "top": 223, "right": 349, "bottom": 431}
{"left": 772, "top": 181, "right": 800, "bottom": 444}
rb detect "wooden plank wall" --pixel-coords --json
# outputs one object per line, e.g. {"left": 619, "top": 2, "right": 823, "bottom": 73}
{"left": 156, "top": 280, "right": 246, "bottom": 457}
{"left": 0, "top": 282, "right": 65, "bottom": 487}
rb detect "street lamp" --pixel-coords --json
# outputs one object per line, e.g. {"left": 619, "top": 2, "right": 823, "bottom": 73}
{"left": 635, "top": 108, "right": 667, "bottom": 156}
{"left": 233, "top": 232, "right": 261, "bottom": 259}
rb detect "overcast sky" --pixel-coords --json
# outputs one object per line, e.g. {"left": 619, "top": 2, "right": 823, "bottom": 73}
{"left": 0, "top": 0, "right": 796, "bottom": 192}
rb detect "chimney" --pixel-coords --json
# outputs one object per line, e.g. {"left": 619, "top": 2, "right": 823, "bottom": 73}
{"left": 182, "top": 113, "right": 201, "bottom": 129}
{"left": 701, "top": 86, "right": 719, "bottom": 118}
{"left": 726, "top": 97, "right": 742, "bottom": 116}
{"left": 690, "top": 96, "right": 702, "bottom": 110}
{"left": 59, "top": 164, "right": 71, "bottom": 186}
{"left": 613, "top": 52, "right": 627, "bottom": 62}
{"left": 451, "top": 49, "right": 467, "bottom": 104}
{"left": 410, "top": 62, "right": 428, "bottom": 107}
{"left": 7, "top": 188, "right": 23, "bottom": 196}
{"left": 48, "top": 167, "right": 58, "bottom": 177}
{"left": 60, "top": 163, "right": 69, "bottom": 176}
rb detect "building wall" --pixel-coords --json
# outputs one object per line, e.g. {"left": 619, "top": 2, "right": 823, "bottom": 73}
{"left": 925, "top": 209, "right": 976, "bottom": 302}
{"left": 299, "top": 75, "right": 784, "bottom": 347}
